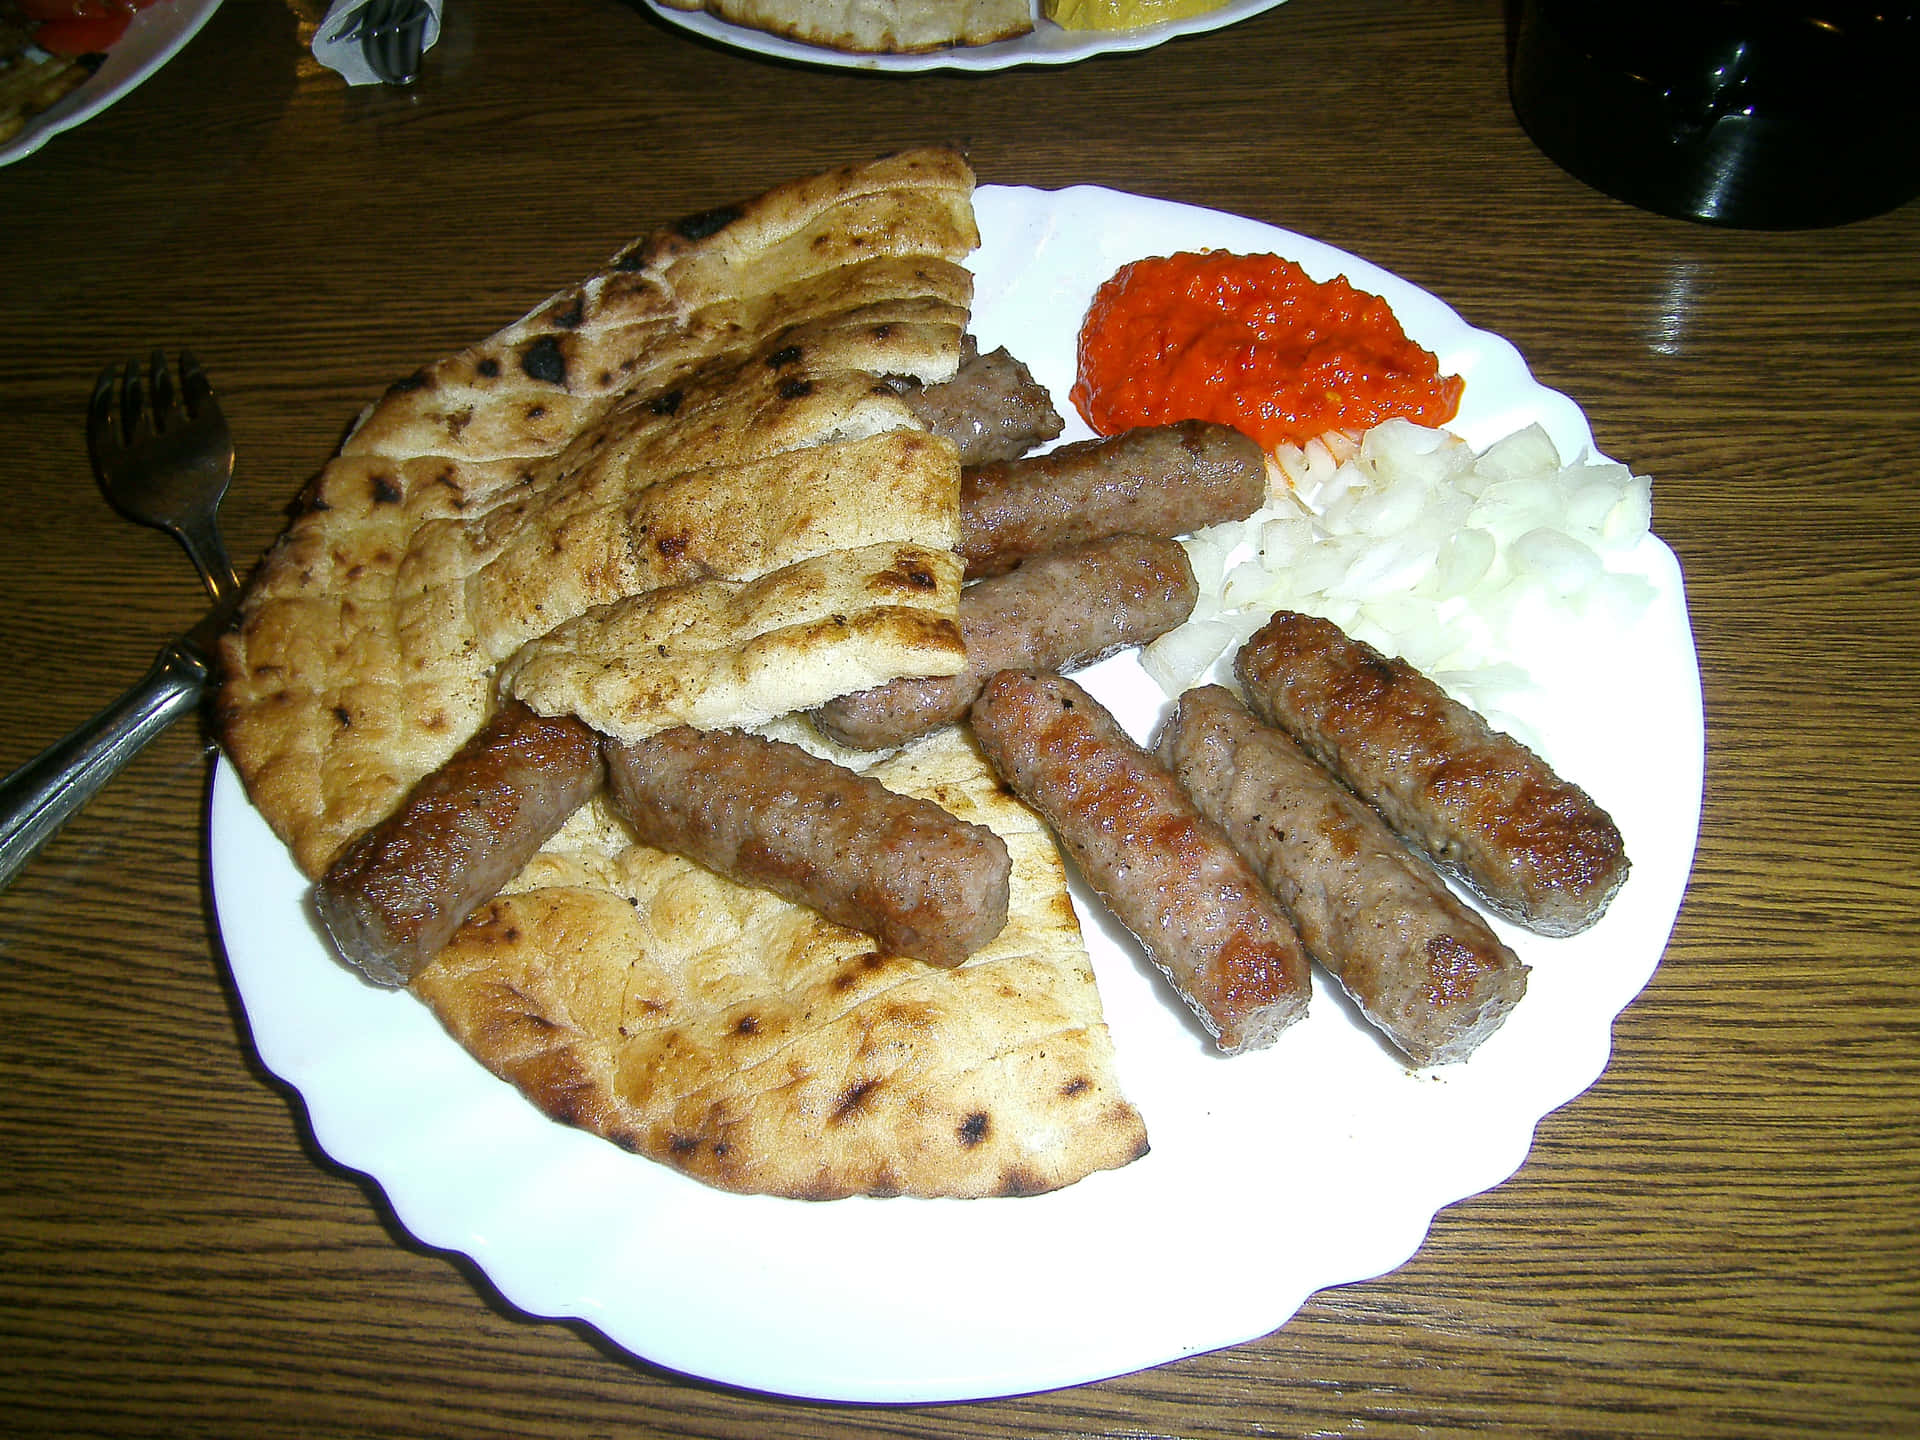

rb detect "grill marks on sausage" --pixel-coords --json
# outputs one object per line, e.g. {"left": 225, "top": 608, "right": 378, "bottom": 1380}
{"left": 602, "top": 726, "right": 1011, "bottom": 969}
{"left": 1160, "top": 684, "right": 1527, "bottom": 1066}
{"left": 969, "top": 671, "right": 1310, "bottom": 1054}
{"left": 313, "top": 702, "right": 606, "bottom": 988}
{"left": 1236, "top": 611, "right": 1629, "bottom": 937}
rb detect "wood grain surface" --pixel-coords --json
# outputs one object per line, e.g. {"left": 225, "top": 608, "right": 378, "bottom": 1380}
{"left": 2, "top": 0, "right": 1915, "bottom": 1435}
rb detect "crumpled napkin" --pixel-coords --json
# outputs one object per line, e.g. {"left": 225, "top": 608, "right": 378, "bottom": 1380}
{"left": 314, "top": 0, "right": 445, "bottom": 87}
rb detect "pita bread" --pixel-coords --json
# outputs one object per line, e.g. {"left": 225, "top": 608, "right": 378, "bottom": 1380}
{"left": 413, "top": 727, "right": 1148, "bottom": 1199}
{"left": 215, "top": 151, "right": 1149, "bottom": 1200}
{"left": 658, "top": 0, "right": 1035, "bottom": 55}
{"left": 218, "top": 150, "right": 978, "bottom": 878}
{"left": 499, "top": 541, "right": 967, "bottom": 742}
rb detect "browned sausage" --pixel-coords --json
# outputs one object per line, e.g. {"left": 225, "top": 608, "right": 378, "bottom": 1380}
{"left": 958, "top": 420, "right": 1266, "bottom": 578}
{"left": 892, "top": 339, "right": 1064, "bottom": 466}
{"left": 603, "top": 726, "right": 1009, "bottom": 968}
{"left": 314, "top": 701, "right": 605, "bottom": 988}
{"left": 812, "top": 534, "right": 1198, "bottom": 751}
{"left": 1235, "top": 611, "right": 1629, "bottom": 937}
{"left": 969, "top": 670, "right": 1310, "bottom": 1053}
{"left": 1160, "top": 685, "right": 1527, "bottom": 1065}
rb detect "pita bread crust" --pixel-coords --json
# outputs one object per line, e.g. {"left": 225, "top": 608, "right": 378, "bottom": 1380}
{"left": 468, "top": 426, "right": 963, "bottom": 665}
{"left": 339, "top": 150, "right": 980, "bottom": 463}
{"left": 501, "top": 542, "right": 967, "bottom": 742}
{"left": 217, "top": 151, "right": 979, "bottom": 878}
{"left": 411, "top": 728, "right": 1149, "bottom": 1199}
{"left": 662, "top": 0, "right": 1036, "bottom": 54}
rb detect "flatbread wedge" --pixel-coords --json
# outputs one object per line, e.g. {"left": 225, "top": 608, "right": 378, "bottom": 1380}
{"left": 215, "top": 150, "right": 1150, "bottom": 1199}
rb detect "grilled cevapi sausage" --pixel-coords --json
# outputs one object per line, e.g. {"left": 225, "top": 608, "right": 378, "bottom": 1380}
{"left": 892, "top": 338, "right": 1065, "bottom": 467}
{"left": 603, "top": 726, "right": 1010, "bottom": 968}
{"left": 1236, "top": 611, "right": 1630, "bottom": 937}
{"left": 314, "top": 701, "right": 605, "bottom": 988}
{"left": 813, "top": 534, "right": 1199, "bottom": 752}
{"left": 969, "top": 670, "right": 1310, "bottom": 1053}
{"left": 1160, "top": 685, "right": 1528, "bottom": 1066}
{"left": 958, "top": 420, "right": 1266, "bottom": 578}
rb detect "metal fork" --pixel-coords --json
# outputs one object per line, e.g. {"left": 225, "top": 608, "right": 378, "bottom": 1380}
{"left": 0, "top": 359, "right": 243, "bottom": 892}
{"left": 89, "top": 350, "right": 240, "bottom": 606}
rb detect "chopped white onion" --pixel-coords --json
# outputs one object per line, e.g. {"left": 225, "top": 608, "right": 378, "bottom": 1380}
{"left": 1508, "top": 526, "right": 1603, "bottom": 596}
{"left": 1425, "top": 526, "right": 1496, "bottom": 599}
{"left": 1475, "top": 423, "right": 1564, "bottom": 483}
{"left": 1141, "top": 618, "right": 1238, "bottom": 696}
{"left": 1149, "top": 418, "right": 1657, "bottom": 704}
{"left": 1603, "top": 473, "right": 1654, "bottom": 546}
{"left": 1181, "top": 531, "right": 1233, "bottom": 596}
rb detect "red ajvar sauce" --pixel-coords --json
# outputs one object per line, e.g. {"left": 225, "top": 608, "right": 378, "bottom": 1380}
{"left": 1071, "top": 251, "right": 1463, "bottom": 450}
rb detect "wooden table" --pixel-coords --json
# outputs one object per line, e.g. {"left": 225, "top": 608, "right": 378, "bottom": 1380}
{"left": 2, "top": 1, "right": 1914, "bottom": 1434}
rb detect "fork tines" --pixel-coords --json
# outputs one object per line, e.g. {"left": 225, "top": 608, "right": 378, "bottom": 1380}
{"left": 91, "top": 349, "right": 218, "bottom": 450}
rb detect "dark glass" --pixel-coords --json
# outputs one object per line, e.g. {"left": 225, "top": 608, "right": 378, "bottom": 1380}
{"left": 1511, "top": 1, "right": 1920, "bottom": 228}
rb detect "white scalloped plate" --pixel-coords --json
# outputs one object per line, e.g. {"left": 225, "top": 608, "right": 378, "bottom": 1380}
{"left": 0, "top": 0, "right": 222, "bottom": 168}
{"left": 641, "top": 0, "right": 1287, "bottom": 72}
{"left": 208, "top": 183, "right": 1704, "bottom": 1404}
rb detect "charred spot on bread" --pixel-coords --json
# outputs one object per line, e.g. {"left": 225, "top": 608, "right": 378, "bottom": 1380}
{"left": 830, "top": 953, "right": 888, "bottom": 992}
{"left": 957, "top": 1111, "right": 991, "bottom": 1147}
{"left": 995, "top": 1166, "right": 1047, "bottom": 1198}
{"left": 896, "top": 557, "right": 939, "bottom": 590}
{"left": 765, "top": 344, "right": 803, "bottom": 369}
{"left": 674, "top": 204, "right": 743, "bottom": 242}
{"left": 831, "top": 1076, "right": 882, "bottom": 1123}
{"left": 519, "top": 335, "right": 568, "bottom": 387}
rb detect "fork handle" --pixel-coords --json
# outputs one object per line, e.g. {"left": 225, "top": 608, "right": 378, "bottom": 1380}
{"left": 0, "top": 639, "right": 209, "bottom": 892}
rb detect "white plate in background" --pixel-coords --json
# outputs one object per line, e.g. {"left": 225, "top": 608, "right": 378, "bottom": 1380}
{"left": 1, "top": 0, "right": 222, "bottom": 168}
{"left": 642, "top": 0, "right": 1287, "bottom": 72}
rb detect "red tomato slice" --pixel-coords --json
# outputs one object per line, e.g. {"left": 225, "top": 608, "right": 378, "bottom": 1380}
{"left": 30, "top": 14, "right": 134, "bottom": 54}
{"left": 16, "top": 0, "right": 125, "bottom": 21}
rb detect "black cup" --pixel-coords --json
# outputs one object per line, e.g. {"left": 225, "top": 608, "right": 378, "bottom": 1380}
{"left": 1511, "top": 1, "right": 1920, "bottom": 228}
